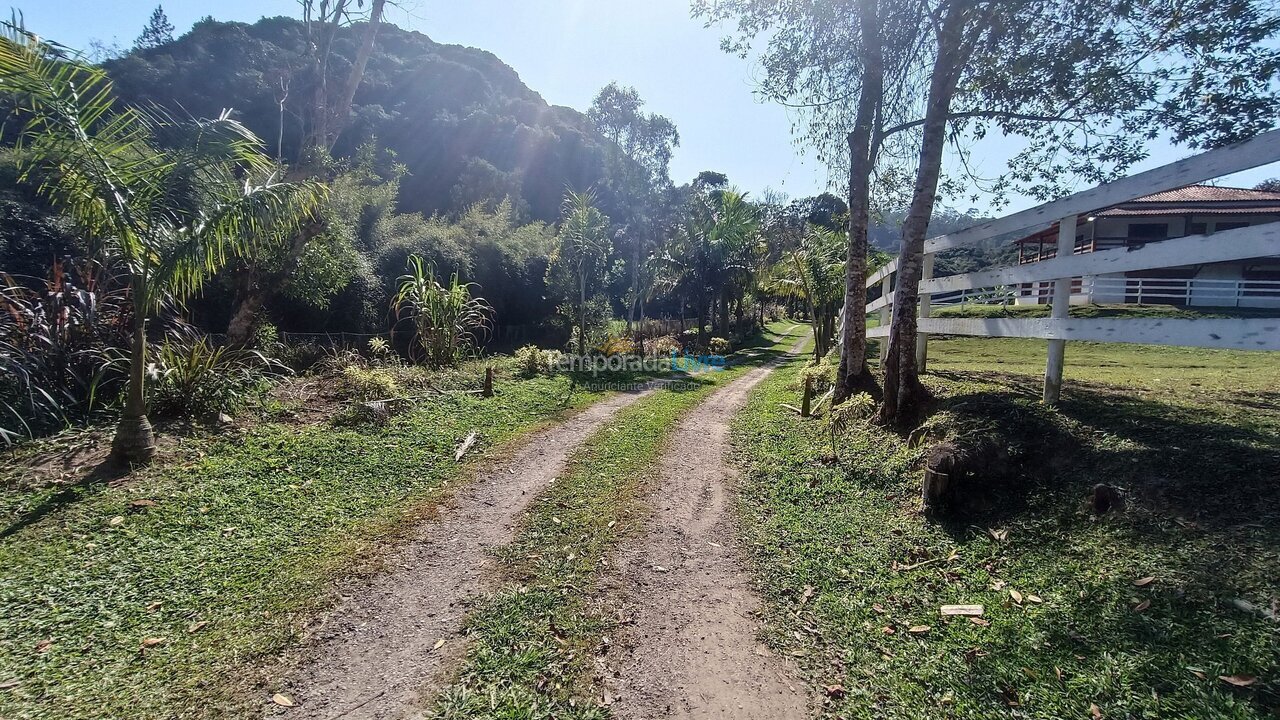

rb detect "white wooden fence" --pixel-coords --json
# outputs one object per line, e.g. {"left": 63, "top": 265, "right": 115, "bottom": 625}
{"left": 865, "top": 128, "right": 1280, "bottom": 404}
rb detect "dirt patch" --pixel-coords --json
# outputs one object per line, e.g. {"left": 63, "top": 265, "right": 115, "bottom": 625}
{"left": 265, "top": 384, "right": 664, "bottom": 720}
{"left": 603, "top": 342, "right": 810, "bottom": 719}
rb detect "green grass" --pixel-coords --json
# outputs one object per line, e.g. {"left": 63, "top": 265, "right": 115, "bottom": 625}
{"left": 0, "top": 365, "right": 634, "bottom": 719}
{"left": 428, "top": 322, "right": 807, "bottom": 719}
{"left": 733, "top": 337, "right": 1280, "bottom": 718}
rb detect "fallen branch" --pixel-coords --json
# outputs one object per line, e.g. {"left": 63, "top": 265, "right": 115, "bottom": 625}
{"left": 454, "top": 430, "right": 478, "bottom": 462}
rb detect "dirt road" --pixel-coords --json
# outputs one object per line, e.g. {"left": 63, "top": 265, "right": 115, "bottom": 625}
{"left": 604, "top": 340, "right": 809, "bottom": 719}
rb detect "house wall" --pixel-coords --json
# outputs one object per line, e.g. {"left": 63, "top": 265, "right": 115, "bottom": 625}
{"left": 1018, "top": 212, "right": 1280, "bottom": 307}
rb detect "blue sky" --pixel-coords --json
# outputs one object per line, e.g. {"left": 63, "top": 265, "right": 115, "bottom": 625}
{"left": 20, "top": 1, "right": 1279, "bottom": 213}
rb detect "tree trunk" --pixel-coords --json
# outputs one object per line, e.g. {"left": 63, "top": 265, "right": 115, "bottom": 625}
{"left": 578, "top": 263, "right": 587, "bottom": 352}
{"left": 833, "top": 0, "right": 883, "bottom": 404}
{"left": 225, "top": 220, "right": 324, "bottom": 346}
{"left": 111, "top": 300, "right": 155, "bottom": 465}
{"left": 697, "top": 288, "right": 708, "bottom": 346}
{"left": 879, "top": 7, "right": 968, "bottom": 427}
{"left": 327, "top": 0, "right": 386, "bottom": 152}
{"left": 807, "top": 297, "right": 823, "bottom": 360}
{"left": 719, "top": 286, "right": 731, "bottom": 339}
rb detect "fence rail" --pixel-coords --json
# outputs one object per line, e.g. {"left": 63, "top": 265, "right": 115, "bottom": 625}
{"left": 865, "top": 127, "right": 1280, "bottom": 403}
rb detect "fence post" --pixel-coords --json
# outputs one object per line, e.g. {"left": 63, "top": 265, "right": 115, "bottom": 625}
{"left": 1043, "top": 215, "right": 1076, "bottom": 405}
{"left": 916, "top": 252, "right": 934, "bottom": 372}
{"left": 879, "top": 274, "right": 892, "bottom": 364}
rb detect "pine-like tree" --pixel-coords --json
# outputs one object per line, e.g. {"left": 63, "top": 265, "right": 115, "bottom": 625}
{"left": 134, "top": 5, "right": 174, "bottom": 50}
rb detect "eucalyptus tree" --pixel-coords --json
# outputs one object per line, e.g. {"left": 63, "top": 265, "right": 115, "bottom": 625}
{"left": 588, "top": 83, "right": 680, "bottom": 331}
{"left": 222, "top": 0, "right": 388, "bottom": 344}
{"left": 877, "top": 0, "right": 1280, "bottom": 425}
{"left": 548, "top": 189, "right": 612, "bottom": 352}
{"left": 694, "top": 0, "right": 924, "bottom": 401}
{"left": 0, "top": 26, "right": 326, "bottom": 463}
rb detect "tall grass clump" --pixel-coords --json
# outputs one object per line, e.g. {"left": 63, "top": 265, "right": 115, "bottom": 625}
{"left": 392, "top": 254, "right": 493, "bottom": 366}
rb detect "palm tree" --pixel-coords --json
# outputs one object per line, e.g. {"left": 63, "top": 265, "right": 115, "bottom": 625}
{"left": 0, "top": 26, "right": 326, "bottom": 463}
{"left": 550, "top": 189, "right": 611, "bottom": 352}
{"left": 770, "top": 225, "right": 845, "bottom": 359}
{"left": 657, "top": 187, "right": 760, "bottom": 344}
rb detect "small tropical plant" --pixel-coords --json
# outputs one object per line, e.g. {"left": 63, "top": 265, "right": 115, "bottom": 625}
{"left": 338, "top": 365, "right": 400, "bottom": 400}
{"left": 647, "top": 334, "right": 682, "bottom": 357}
{"left": 149, "top": 327, "right": 287, "bottom": 418}
{"left": 514, "top": 344, "right": 554, "bottom": 378}
{"left": 392, "top": 254, "right": 494, "bottom": 366}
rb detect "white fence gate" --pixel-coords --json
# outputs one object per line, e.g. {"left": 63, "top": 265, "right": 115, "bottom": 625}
{"left": 865, "top": 128, "right": 1280, "bottom": 404}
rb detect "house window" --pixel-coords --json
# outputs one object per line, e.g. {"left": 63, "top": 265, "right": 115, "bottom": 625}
{"left": 1127, "top": 223, "right": 1169, "bottom": 243}
{"left": 1214, "top": 221, "right": 1249, "bottom": 233}
{"left": 1187, "top": 222, "right": 1207, "bottom": 235}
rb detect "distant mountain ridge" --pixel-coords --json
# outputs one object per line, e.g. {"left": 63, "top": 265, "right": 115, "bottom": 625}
{"left": 105, "top": 16, "right": 629, "bottom": 223}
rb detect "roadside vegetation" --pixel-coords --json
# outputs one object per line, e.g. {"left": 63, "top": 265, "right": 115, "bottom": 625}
{"left": 429, "top": 323, "right": 805, "bottom": 720}
{"left": 0, "top": 356, "right": 633, "bottom": 718}
{"left": 733, "top": 337, "right": 1280, "bottom": 718}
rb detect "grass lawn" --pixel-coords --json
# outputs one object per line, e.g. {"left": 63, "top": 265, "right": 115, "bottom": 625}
{"left": 0, "top": 360, "right": 650, "bottom": 719}
{"left": 733, "top": 335, "right": 1280, "bottom": 718}
{"left": 428, "top": 322, "right": 807, "bottom": 719}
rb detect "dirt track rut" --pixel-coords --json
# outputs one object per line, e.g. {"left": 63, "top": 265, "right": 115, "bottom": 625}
{"left": 604, "top": 338, "right": 810, "bottom": 719}
{"left": 268, "top": 386, "right": 661, "bottom": 720}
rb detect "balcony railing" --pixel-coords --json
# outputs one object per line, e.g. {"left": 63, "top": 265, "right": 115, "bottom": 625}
{"left": 1088, "top": 276, "right": 1280, "bottom": 306}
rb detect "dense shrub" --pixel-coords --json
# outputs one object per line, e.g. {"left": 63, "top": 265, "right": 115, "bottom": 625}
{"left": 338, "top": 366, "right": 400, "bottom": 400}
{"left": 0, "top": 260, "right": 131, "bottom": 443}
{"left": 149, "top": 330, "right": 287, "bottom": 418}
{"left": 514, "top": 344, "right": 552, "bottom": 377}
{"left": 647, "top": 334, "right": 682, "bottom": 357}
{"left": 708, "top": 337, "right": 732, "bottom": 355}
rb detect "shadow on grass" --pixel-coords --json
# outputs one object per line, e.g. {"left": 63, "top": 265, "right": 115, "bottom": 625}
{"left": 0, "top": 458, "right": 128, "bottom": 540}
{"left": 921, "top": 370, "right": 1280, "bottom": 715}
{"left": 926, "top": 368, "right": 1280, "bottom": 534}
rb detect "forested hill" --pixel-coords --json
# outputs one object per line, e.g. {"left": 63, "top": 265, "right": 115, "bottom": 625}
{"left": 106, "top": 16, "right": 620, "bottom": 223}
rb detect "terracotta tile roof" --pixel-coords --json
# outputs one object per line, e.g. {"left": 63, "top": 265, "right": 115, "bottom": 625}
{"left": 1099, "top": 184, "right": 1280, "bottom": 216}
{"left": 1127, "top": 184, "right": 1280, "bottom": 203}
{"left": 1012, "top": 185, "right": 1280, "bottom": 244}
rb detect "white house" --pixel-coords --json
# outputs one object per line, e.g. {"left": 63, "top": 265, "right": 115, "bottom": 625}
{"left": 1014, "top": 185, "right": 1280, "bottom": 308}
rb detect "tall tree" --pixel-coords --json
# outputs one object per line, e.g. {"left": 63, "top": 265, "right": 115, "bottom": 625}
{"left": 695, "top": 0, "right": 922, "bottom": 400}
{"left": 0, "top": 26, "right": 324, "bottom": 462}
{"left": 587, "top": 83, "right": 679, "bottom": 331}
{"left": 702, "top": 0, "right": 1280, "bottom": 425}
{"left": 224, "top": 0, "right": 388, "bottom": 344}
{"left": 134, "top": 5, "right": 174, "bottom": 51}
{"left": 878, "top": 0, "right": 1280, "bottom": 425}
